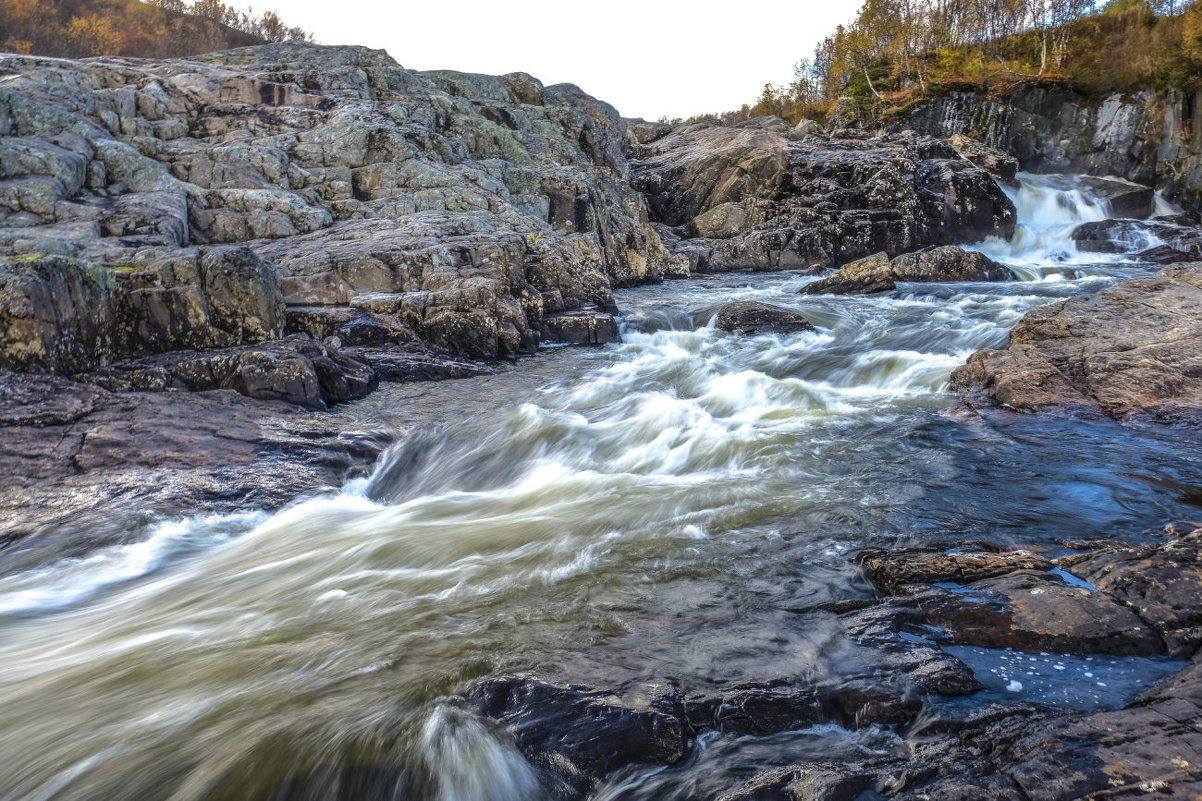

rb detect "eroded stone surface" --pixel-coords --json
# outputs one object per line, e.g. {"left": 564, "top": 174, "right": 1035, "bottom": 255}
{"left": 952, "top": 263, "right": 1202, "bottom": 423}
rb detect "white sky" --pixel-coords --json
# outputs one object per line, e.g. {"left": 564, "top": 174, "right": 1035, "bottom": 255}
{"left": 269, "top": 0, "right": 861, "bottom": 120}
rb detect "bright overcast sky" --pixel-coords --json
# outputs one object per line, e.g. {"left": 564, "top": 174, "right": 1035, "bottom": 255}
{"left": 269, "top": 0, "right": 861, "bottom": 120}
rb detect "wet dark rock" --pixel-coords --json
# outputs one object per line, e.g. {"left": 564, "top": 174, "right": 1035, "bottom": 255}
{"left": 633, "top": 125, "right": 1015, "bottom": 273}
{"left": 952, "top": 263, "right": 1202, "bottom": 423}
{"left": 919, "top": 570, "right": 1164, "bottom": 656}
{"left": 838, "top": 601, "right": 985, "bottom": 696}
{"left": 84, "top": 339, "right": 376, "bottom": 410}
{"left": 801, "top": 246, "right": 1013, "bottom": 296}
{"left": 540, "top": 309, "right": 621, "bottom": 345}
{"left": 683, "top": 680, "right": 824, "bottom": 736}
{"left": 342, "top": 344, "right": 492, "bottom": 383}
{"left": 856, "top": 546, "right": 1053, "bottom": 594}
{"left": 1063, "top": 528, "right": 1202, "bottom": 657}
{"left": 0, "top": 377, "right": 389, "bottom": 547}
{"left": 714, "top": 301, "right": 814, "bottom": 335}
{"left": 1135, "top": 244, "right": 1199, "bottom": 264}
{"left": 0, "top": 370, "right": 105, "bottom": 426}
{"left": 464, "top": 676, "right": 689, "bottom": 799}
{"left": 1075, "top": 176, "right": 1155, "bottom": 219}
{"left": 83, "top": 339, "right": 486, "bottom": 410}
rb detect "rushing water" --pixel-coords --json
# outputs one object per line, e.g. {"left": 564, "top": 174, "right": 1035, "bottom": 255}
{"left": 1, "top": 176, "right": 1202, "bottom": 800}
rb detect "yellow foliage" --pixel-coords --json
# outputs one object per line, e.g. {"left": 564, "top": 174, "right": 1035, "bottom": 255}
{"left": 63, "top": 15, "right": 120, "bottom": 57}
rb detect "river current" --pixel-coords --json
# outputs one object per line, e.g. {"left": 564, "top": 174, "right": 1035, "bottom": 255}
{"left": 1, "top": 176, "right": 1201, "bottom": 800}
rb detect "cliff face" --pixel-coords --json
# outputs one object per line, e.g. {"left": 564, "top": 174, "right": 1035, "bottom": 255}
{"left": 0, "top": 42, "right": 676, "bottom": 367}
{"left": 901, "top": 85, "right": 1202, "bottom": 211}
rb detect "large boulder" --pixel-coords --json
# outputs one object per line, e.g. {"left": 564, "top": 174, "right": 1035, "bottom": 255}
{"left": 714, "top": 301, "right": 815, "bottom": 335}
{"left": 801, "top": 246, "right": 1013, "bottom": 296}
{"left": 633, "top": 124, "right": 1016, "bottom": 273}
{"left": 952, "top": 263, "right": 1202, "bottom": 423}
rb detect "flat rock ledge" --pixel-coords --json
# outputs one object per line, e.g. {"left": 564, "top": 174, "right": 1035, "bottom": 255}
{"left": 952, "top": 263, "right": 1202, "bottom": 424}
{"left": 0, "top": 371, "right": 393, "bottom": 561}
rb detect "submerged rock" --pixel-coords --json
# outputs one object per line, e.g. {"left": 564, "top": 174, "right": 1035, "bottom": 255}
{"left": 800, "top": 246, "right": 1013, "bottom": 295}
{"left": 465, "top": 676, "right": 688, "bottom": 799}
{"left": 714, "top": 301, "right": 814, "bottom": 335}
{"left": 952, "top": 263, "right": 1202, "bottom": 423}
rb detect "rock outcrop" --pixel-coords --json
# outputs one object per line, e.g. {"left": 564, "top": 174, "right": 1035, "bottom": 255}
{"left": 800, "top": 245, "right": 1014, "bottom": 295}
{"left": 631, "top": 121, "right": 1016, "bottom": 272}
{"left": 0, "top": 43, "right": 675, "bottom": 369}
{"left": 952, "top": 263, "right": 1202, "bottom": 423}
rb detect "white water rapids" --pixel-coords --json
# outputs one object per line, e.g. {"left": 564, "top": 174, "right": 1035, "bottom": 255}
{"left": 0, "top": 175, "right": 1199, "bottom": 800}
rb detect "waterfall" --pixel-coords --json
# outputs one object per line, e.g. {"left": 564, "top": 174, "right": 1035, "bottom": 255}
{"left": 972, "top": 173, "right": 1116, "bottom": 277}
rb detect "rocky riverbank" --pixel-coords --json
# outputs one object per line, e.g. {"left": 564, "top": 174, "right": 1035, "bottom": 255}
{"left": 457, "top": 522, "right": 1202, "bottom": 800}
{"left": 952, "top": 262, "right": 1202, "bottom": 425}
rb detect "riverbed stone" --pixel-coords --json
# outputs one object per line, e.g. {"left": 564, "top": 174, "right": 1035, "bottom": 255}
{"left": 714, "top": 301, "right": 814, "bottom": 335}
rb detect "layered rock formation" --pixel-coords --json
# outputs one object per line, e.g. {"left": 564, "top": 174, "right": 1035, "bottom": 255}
{"left": 631, "top": 118, "right": 1016, "bottom": 272}
{"left": 952, "top": 263, "right": 1202, "bottom": 423}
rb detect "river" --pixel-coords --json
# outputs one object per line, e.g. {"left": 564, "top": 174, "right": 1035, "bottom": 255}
{"left": 0, "top": 176, "right": 1200, "bottom": 800}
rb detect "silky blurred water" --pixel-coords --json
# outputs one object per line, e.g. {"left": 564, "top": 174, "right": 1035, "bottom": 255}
{"left": 0, "top": 176, "right": 1200, "bottom": 800}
